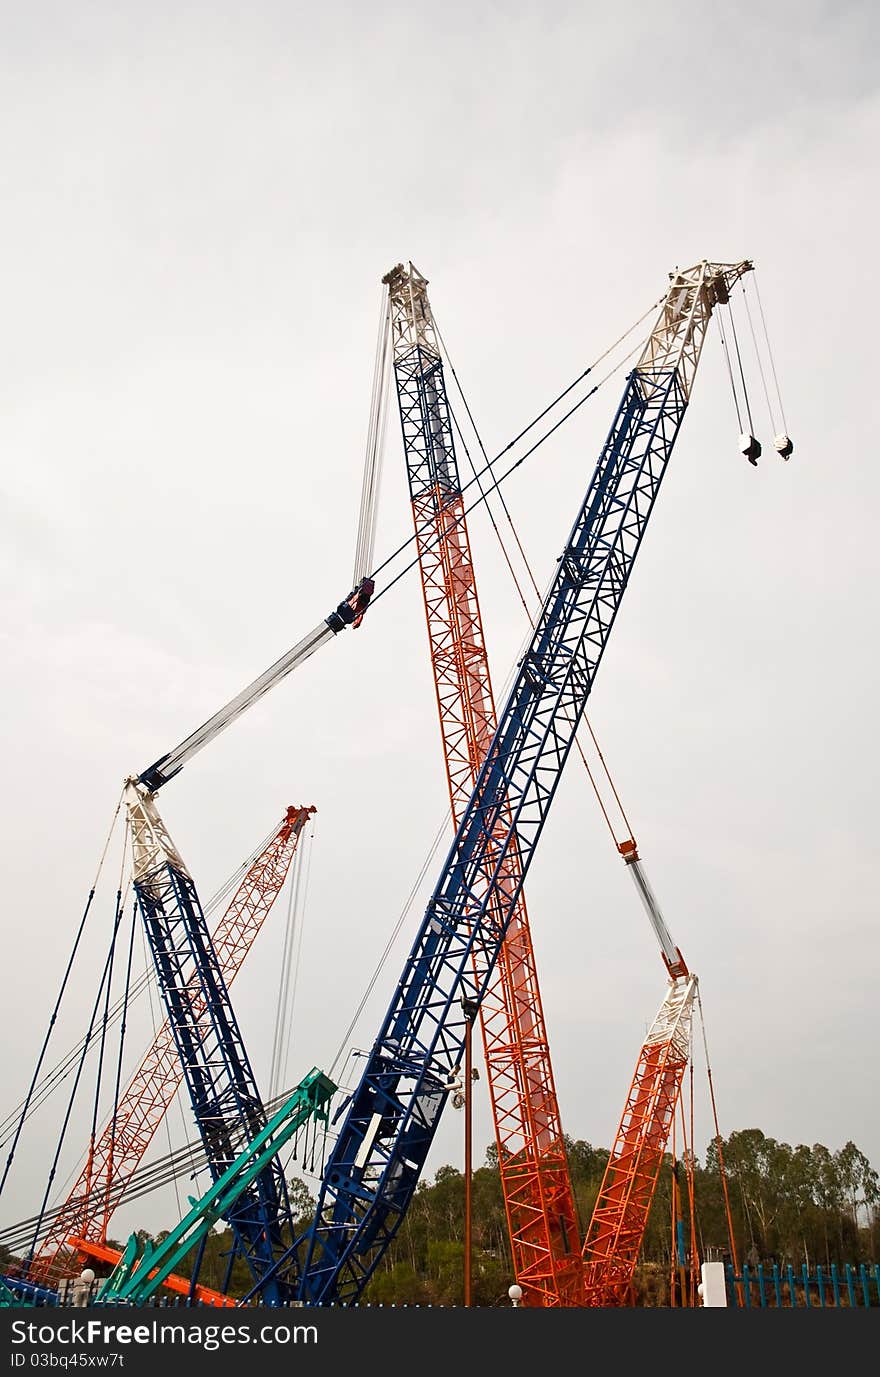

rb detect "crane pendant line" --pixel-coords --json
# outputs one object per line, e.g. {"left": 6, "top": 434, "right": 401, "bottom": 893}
{"left": 288, "top": 260, "right": 752, "bottom": 1306}
{"left": 123, "top": 782, "right": 299, "bottom": 1303}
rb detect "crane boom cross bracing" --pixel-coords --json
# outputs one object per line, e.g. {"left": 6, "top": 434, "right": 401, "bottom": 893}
{"left": 384, "top": 261, "right": 583, "bottom": 1307}
{"left": 27, "top": 806, "right": 315, "bottom": 1286}
{"left": 96, "top": 1069, "right": 336, "bottom": 1307}
{"left": 575, "top": 821, "right": 699, "bottom": 1305}
{"left": 121, "top": 781, "right": 300, "bottom": 1303}
{"left": 581, "top": 974, "right": 697, "bottom": 1303}
{"left": 284, "top": 259, "right": 752, "bottom": 1306}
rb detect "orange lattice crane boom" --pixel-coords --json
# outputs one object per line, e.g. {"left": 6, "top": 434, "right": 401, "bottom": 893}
{"left": 581, "top": 969, "right": 697, "bottom": 1304}
{"left": 576, "top": 817, "right": 697, "bottom": 1303}
{"left": 383, "top": 262, "right": 584, "bottom": 1307}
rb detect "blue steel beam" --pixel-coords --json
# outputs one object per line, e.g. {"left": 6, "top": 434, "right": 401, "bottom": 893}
{"left": 290, "top": 260, "right": 752, "bottom": 1305}
{"left": 133, "top": 857, "right": 298, "bottom": 1303}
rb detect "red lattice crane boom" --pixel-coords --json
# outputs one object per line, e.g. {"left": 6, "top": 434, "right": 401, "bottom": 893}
{"left": 581, "top": 960, "right": 697, "bottom": 1304}
{"left": 578, "top": 832, "right": 697, "bottom": 1305}
{"left": 384, "top": 263, "right": 583, "bottom": 1307}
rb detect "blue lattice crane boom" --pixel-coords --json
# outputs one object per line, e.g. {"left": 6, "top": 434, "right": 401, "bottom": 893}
{"left": 287, "top": 258, "right": 753, "bottom": 1306}
{"left": 381, "top": 261, "right": 584, "bottom": 1306}
{"left": 122, "top": 781, "right": 301, "bottom": 1304}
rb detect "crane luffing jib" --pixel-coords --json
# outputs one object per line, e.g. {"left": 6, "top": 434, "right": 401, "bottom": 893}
{"left": 122, "top": 780, "right": 301, "bottom": 1303}
{"left": 383, "top": 260, "right": 585, "bottom": 1306}
{"left": 616, "top": 839, "right": 688, "bottom": 978}
{"left": 137, "top": 579, "right": 375, "bottom": 792}
{"left": 281, "top": 258, "right": 752, "bottom": 1306}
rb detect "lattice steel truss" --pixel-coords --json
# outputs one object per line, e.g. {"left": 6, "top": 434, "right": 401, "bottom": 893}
{"left": 382, "top": 261, "right": 583, "bottom": 1306}
{"left": 112, "top": 786, "right": 301, "bottom": 1301}
{"left": 29, "top": 806, "right": 314, "bottom": 1285}
{"left": 581, "top": 975, "right": 697, "bottom": 1304}
{"left": 288, "top": 260, "right": 749, "bottom": 1306}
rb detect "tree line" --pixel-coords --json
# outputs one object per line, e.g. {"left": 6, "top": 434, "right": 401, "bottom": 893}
{"left": 349, "top": 1127, "right": 880, "bottom": 1306}
{"left": 3, "top": 1127, "right": 875, "bottom": 1306}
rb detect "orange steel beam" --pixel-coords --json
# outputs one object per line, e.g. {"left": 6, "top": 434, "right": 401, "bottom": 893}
{"left": 419, "top": 487, "right": 585, "bottom": 1304}
{"left": 581, "top": 979, "right": 695, "bottom": 1305}
{"left": 414, "top": 490, "right": 584, "bottom": 1308}
{"left": 387, "top": 263, "right": 583, "bottom": 1306}
{"left": 29, "top": 806, "right": 315, "bottom": 1286}
{"left": 68, "top": 1236, "right": 236, "bottom": 1307}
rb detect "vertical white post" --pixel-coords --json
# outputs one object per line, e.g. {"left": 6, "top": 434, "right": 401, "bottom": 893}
{"left": 699, "top": 1261, "right": 728, "bottom": 1307}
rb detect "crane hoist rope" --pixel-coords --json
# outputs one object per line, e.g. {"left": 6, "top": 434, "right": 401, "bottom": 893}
{"left": 695, "top": 985, "right": 741, "bottom": 1279}
{"left": 268, "top": 816, "right": 317, "bottom": 1101}
{"left": 713, "top": 275, "right": 794, "bottom": 469}
{"left": 752, "top": 275, "right": 790, "bottom": 438}
{"left": 741, "top": 275, "right": 793, "bottom": 459}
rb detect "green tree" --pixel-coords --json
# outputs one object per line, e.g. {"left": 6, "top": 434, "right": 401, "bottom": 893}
{"left": 286, "top": 1175, "right": 316, "bottom": 1228}
{"left": 836, "top": 1142, "right": 880, "bottom": 1230}
{"left": 118, "top": 1123, "right": 878, "bottom": 1304}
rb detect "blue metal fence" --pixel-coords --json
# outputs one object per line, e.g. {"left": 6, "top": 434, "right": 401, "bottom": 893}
{"left": 8, "top": 1265, "right": 880, "bottom": 1309}
{"left": 726, "top": 1261, "right": 880, "bottom": 1308}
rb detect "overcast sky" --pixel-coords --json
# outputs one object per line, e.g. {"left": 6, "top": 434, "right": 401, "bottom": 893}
{"left": 2, "top": 0, "right": 878, "bottom": 1250}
